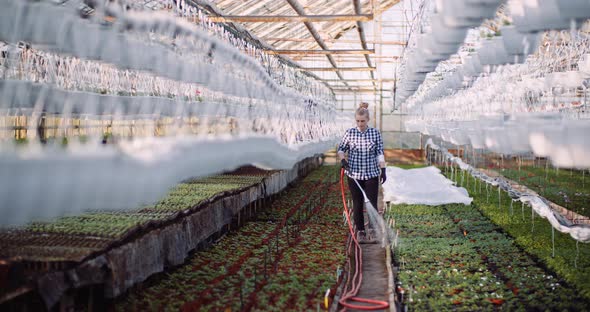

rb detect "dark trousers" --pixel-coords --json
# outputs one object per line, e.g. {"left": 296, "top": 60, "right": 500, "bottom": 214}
{"left": 347, "top": 176, "right": 379, "bottom": 232}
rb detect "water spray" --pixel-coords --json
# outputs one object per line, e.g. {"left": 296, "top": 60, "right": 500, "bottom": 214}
{"left": 349, "top": 177, "right": 395, "bottom": 248}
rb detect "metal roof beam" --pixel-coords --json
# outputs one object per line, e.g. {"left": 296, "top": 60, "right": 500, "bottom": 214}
{"left": 332, "top": 88, "right": 390, "bottom": 93}
{"left": 353, "top": 0, "right": 375, "bottom": 88}
{"left": 294, "top": 55, "right": 399, "bottom": 59}
{"left": 208, "top": 14, "right": 373, "bottom": 23}
{"left": 296, "top": 59, "right": 397, "bottom": 63}
{"left": 256, "top": 2, "right": 355, "bottom": 51}
{"left": 266, "top": 49, "right": 374, "bottom": 55}
{"left": 302, "top": 67, "right": 376, "bottom": 71}
{"left": 285, "top": 0, "right": 351, "bottom": 90}
{"left": 262, "top": 37, "right": 406, "bottom": 45}
{"left": 187, "top": 0, "right": 332, "bottom": 90}
{"left": 322, "top": 78, "right": 396, "bottom": 82}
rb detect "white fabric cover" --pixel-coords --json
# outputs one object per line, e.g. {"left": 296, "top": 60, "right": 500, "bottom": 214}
{"left": 382, "top": 166, "right": 473, "bottom": 205}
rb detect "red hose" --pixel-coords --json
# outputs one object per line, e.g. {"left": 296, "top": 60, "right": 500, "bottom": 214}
{"left": 338, "top": 168, "right": 389, "bottom": 311}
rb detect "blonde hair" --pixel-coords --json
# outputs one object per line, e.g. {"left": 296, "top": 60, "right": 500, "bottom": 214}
{"left": 359, "top": 102, "right": 369, "bottom": 109}
{"left": 355, "top": 107, "right": 370, "bottom": 119}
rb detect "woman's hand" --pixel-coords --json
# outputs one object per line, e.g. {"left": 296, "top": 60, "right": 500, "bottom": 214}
{"left": 341, "top": 159, "right": 349, "bottom": 169}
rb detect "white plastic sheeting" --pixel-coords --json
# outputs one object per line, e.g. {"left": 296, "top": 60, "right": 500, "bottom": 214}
{"left": 0, "top": 136, "right": 335, "bottom": 226}
{"left": 0, "top": 0, "right": 333, "bottom": 107}
{"left": 520, "top": 195, "right": 590, "bottom": 243}
{"left": 425, "top": 138, "right": 590, "bottom": 243}
{"left": 0, "top": 0, "right": 345, "bottom": 149}
{"left": 382, "top": 166, "right": 472, "bottom": 206}
{"left": 0, "top": 0, "right": 346, "bottom": 227}
{"left": 406, "top": 114, "right": 590, "bottom": 169}
{"left": 395, "top": 0, "right": 503, "bottom": 104}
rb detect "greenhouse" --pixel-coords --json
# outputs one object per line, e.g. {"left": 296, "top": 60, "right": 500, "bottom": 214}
{"left": 0, "top": 0, "right": 589, "bottom": 311}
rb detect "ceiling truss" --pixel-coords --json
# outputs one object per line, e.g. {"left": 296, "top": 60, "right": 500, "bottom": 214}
{"left": 208, "top": 14, "right": 373, "bottom": 23}
{"left": 192, "top": 0, "right": 402, "bottom": 100}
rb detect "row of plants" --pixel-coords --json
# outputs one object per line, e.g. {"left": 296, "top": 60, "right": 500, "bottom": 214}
{"left": 127, "top": 221, "right": 275, "bottom": 311}
{"left": 185, "top": 174, "right": 266, "bottom": 184}
{"left": 114, "top": 165, "right": 349, "bottom": 311}
{"left": 25, "top": 174, "right": 267, "bottom": 239}
{"left": 388, "top": 201, "right": 590, "bottom": 311}
{"left": 249, "top": 223, "right": 346, "bottom": 311}
{"left": 148, "top": 175, "right": 267, "bottom": 213}
{"left": 499, "top": 165, "right": 590, "bottom": 219}
{"left": 455, "top": 170, "right": 590, "bottom": 301}
{"left": 27, "top": 211, "right": 172, "bottom": 239}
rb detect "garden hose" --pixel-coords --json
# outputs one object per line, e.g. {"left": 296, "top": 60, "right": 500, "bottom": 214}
{"left": 337, "top": 168, "right": 390, "bottom": 311}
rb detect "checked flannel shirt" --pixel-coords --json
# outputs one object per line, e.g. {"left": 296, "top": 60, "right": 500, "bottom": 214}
{"left": 337, "top": 127, "right": 384, "bottom": 180}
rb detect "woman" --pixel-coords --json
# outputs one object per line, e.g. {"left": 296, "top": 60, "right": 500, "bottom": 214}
{"left": 337, "top": 107, "right": 386, "bottom": 242}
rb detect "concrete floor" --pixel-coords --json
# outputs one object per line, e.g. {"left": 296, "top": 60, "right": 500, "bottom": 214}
{"left": 324, "top": 148, "right": 411, "bottom": 311}
{"left": 337, "top": 177, "right": 395, "bottom": 312}
{"left": 347, "top": 243, "right": 391, "bottom": 312}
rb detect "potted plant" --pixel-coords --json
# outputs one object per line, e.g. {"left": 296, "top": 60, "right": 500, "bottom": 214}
{"left": 578, "top": 54, "right": 590, "bottom": 76}
{"left": 501, "top": 25, "right": 541, "bottom": 57}
{"left": 548, "top": 120, "right": 590, "bottom": 168}
{"left": 489, "top": 36, "right": 510, "bottom": 66}
{"left": 511, "top": 0, "right": 569, "bottom": 33}
{"left": 430, "top": 13, "right": 469, "bottom": 45}
{"left": 436, "top": 0, "right": 501, "bottom": 28}
{"left": 554, "top": 0, "right": 590, "bottom": 21}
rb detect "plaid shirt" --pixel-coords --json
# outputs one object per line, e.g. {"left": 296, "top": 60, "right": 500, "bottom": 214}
{"left": 338, "top": 127, "right": 384, "bottom": 180}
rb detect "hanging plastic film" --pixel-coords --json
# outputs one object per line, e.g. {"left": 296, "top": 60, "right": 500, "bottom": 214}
{"left": 425, "top": 138, "right": 590, "bottom": 243}
{"left": 0, "top": 0, "right": 351, "bottom": 226}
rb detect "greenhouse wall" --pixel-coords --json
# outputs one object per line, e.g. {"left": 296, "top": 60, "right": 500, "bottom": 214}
{"left": 382, "top": 131, "right": 421, "bottom": 149}
{"left": 381, "top": 113, "right": 405, "bottom": 132}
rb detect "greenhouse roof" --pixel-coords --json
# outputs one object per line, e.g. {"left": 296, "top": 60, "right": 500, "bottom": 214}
{"left": 191, "top": 0, "right": 404, "bottom": 98}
